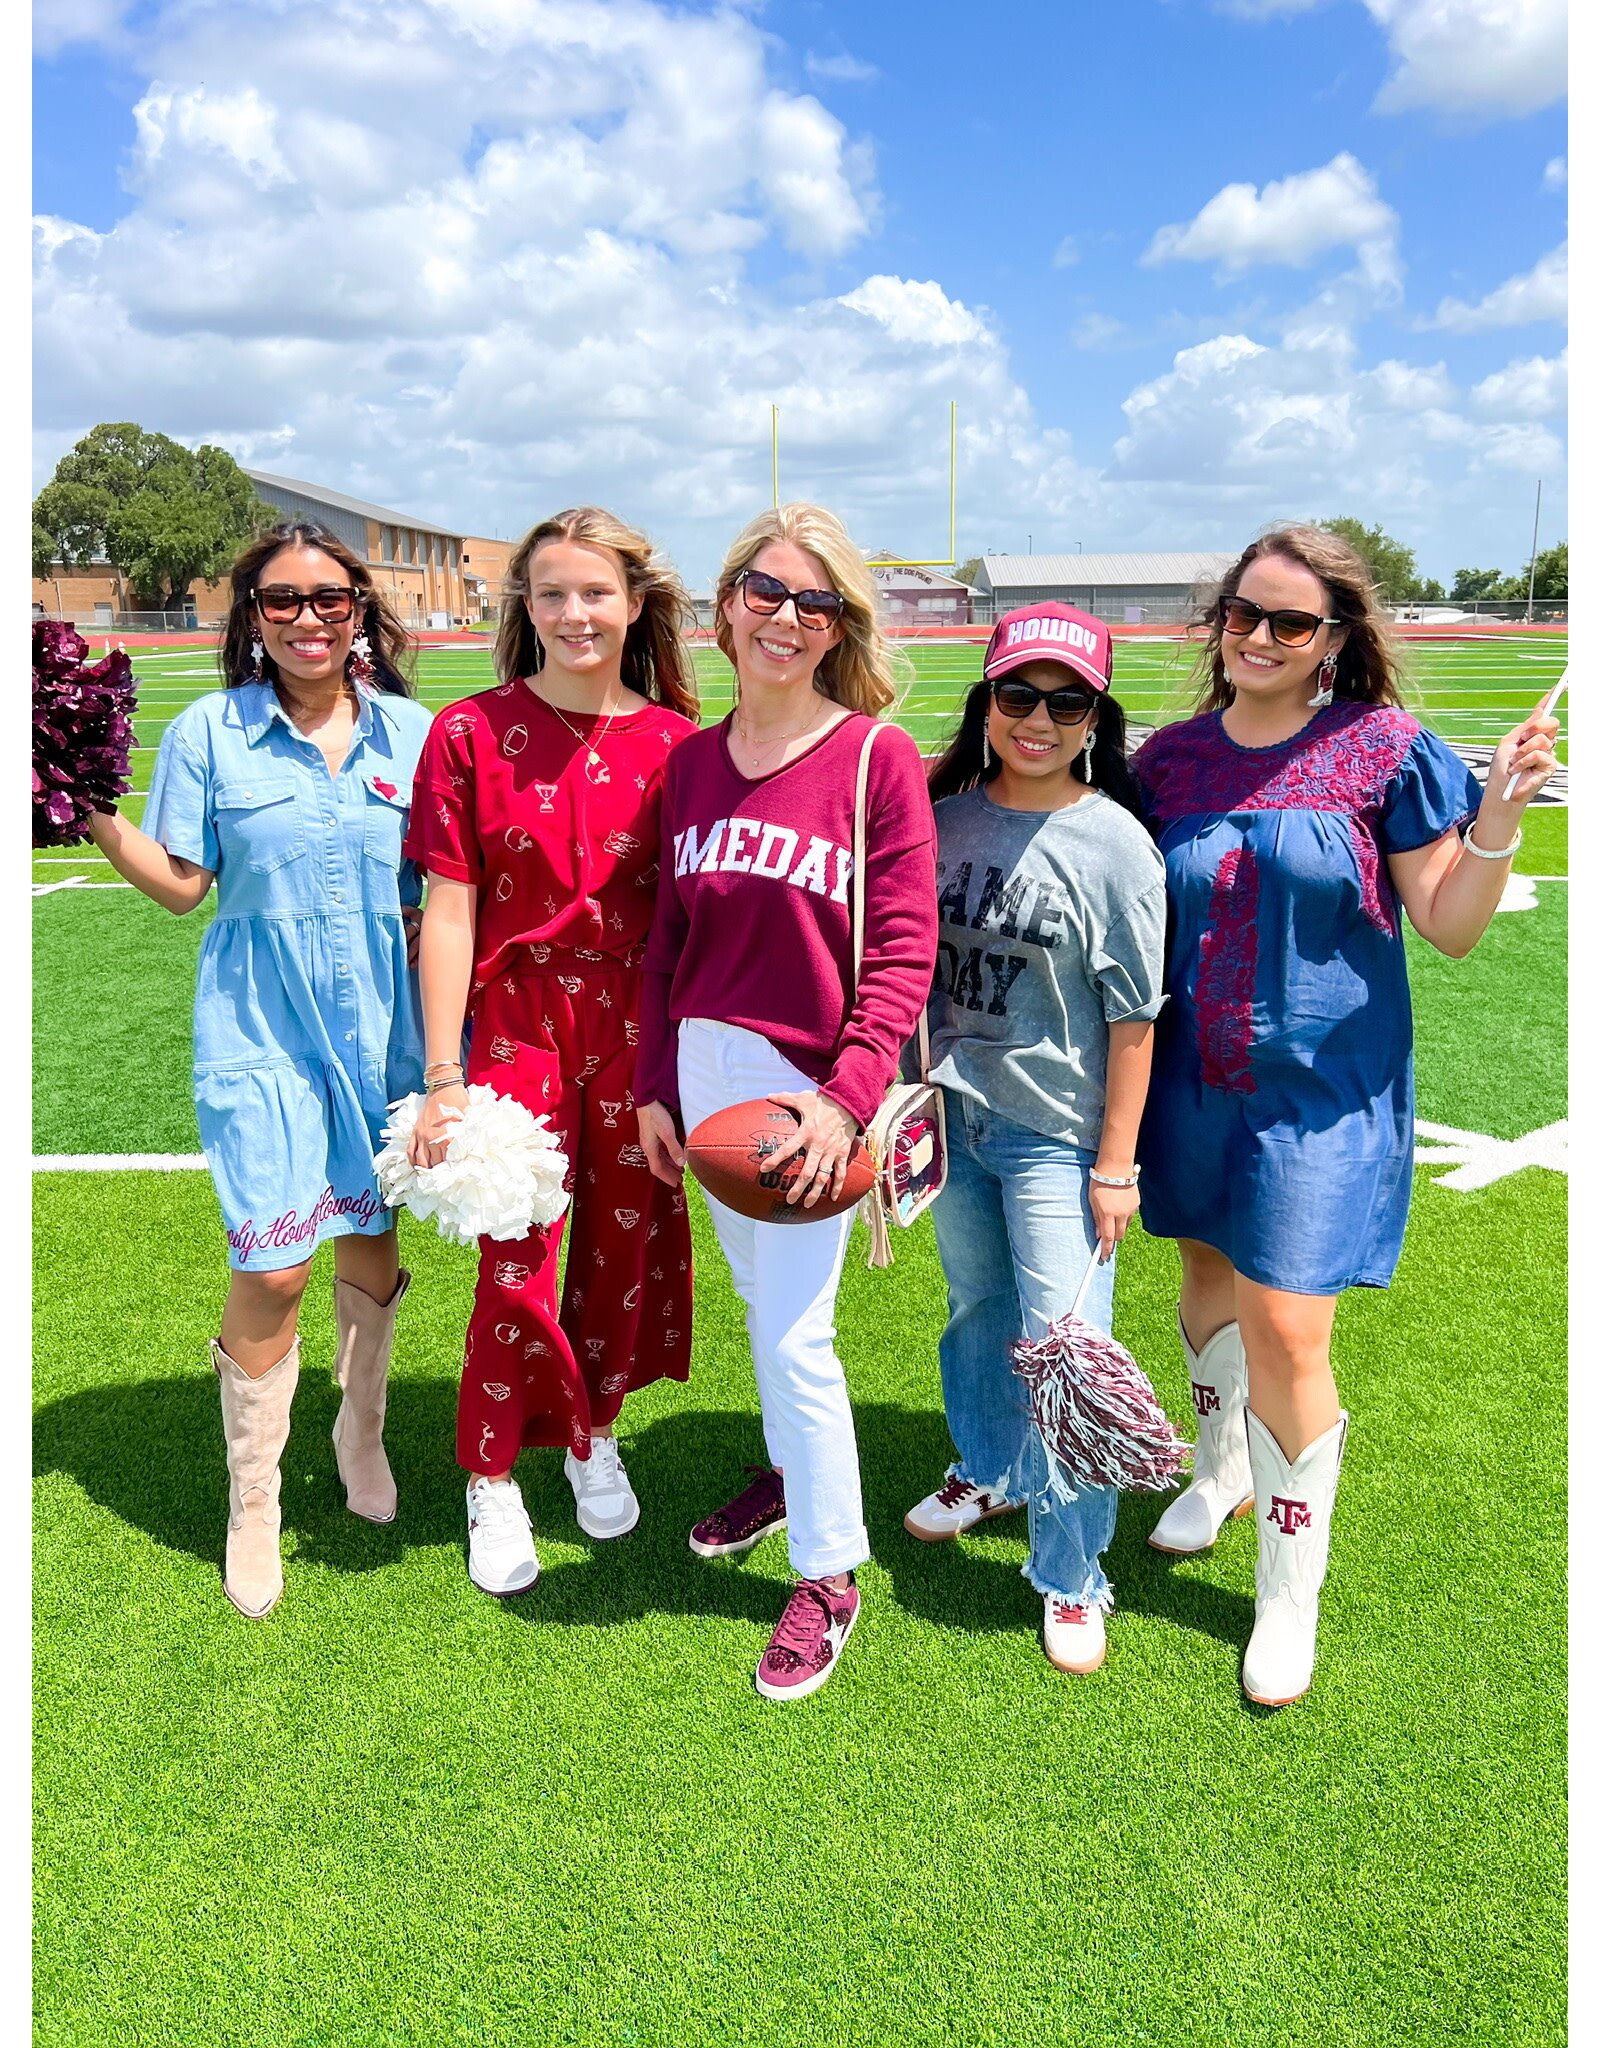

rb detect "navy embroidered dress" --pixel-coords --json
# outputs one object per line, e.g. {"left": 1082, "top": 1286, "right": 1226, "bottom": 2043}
{"left": 1132, "top": 702, "right": 1480, "bottom": 1294}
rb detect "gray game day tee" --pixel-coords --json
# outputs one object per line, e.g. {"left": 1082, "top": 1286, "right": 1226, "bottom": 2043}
{"left": 925, "top": 787, "right": 1168, "bottom": 1148}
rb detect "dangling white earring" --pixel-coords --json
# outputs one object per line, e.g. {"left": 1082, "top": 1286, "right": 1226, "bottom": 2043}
{"left": 1081, "top": 730, "right": 1096, "bottom": 784}
{"left": 349, "top": 630, "right": 375, "bottom": 689}
{"left": 250, "top": 635, "right": 265, "bottom": 680}
{"left": 982, "top": 727, "right": 992, "bottom": 771}
{"left": 1310, "top": 652, "right": 1337, "bottom": 708}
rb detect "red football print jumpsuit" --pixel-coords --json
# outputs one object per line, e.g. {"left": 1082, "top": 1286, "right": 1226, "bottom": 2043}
{"left": 405, "top": 681, "right": 698, "bottom": 1473}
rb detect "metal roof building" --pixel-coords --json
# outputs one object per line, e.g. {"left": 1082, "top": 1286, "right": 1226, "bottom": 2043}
{"left": 245, "top": 468, "right": 470, "bottom": 625}
{"left": 977, "top": 551, "right": 1234, "bottom": 623}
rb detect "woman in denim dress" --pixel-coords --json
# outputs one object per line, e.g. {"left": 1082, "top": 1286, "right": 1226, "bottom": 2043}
{"left": 88, "top": 522, "right": 432, "bottom": 1618}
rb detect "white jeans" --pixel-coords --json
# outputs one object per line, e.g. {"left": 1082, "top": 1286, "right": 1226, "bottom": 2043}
{"left": 677, "top": 1017, "right": 869, "bottom": 1580}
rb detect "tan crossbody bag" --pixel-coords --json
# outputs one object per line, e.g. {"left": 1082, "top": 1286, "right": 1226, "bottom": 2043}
{"left": 850, "top": 720, "right": 948, "bottom": 1267}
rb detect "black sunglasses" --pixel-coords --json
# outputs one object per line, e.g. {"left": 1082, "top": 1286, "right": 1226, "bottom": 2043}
{"left": 737, "top": 567, "right": 845, "bottom": 631}
{"left": 254, "top": 585, "right": 361, "bottom": 624}
{"left": 1219, "top": 594, "right": 1342, "bottom": 649}
{"left": 990, "top": 678, "right": 1097, "bottom": 726}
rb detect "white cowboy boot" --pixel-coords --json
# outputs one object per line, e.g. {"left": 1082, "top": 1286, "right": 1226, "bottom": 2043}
{"left": 1147, "top": 1319, "right": 1252, "bottom": 1554}
{"left": 1241, "top": 1409, "right": 1349, "bottom": 1707}
{"left": 213, "top": 1337, "right": 300, "bottom": 1618}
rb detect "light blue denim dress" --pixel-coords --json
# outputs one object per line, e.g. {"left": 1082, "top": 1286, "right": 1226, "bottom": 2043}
{"left": 144, "top": 683, "right": 432, "bottom": 1271}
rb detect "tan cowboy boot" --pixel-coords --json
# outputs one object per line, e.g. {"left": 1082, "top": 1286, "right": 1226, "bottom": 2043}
{"left": 212, "top": 1337, "right": 299, "bottom": 1618}
{"left": 331, "top": 1270, "right": 409, "bottom": 1523}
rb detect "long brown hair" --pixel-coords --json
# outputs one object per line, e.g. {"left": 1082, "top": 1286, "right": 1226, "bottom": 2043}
{"left": 714, "top": 503, "right": 906, "bottom": 716}
{"left": 494, "top": 507, "right": 699, "bottom": 720}
{"left": 1190, "top": 523, "right": 1406, "bottom": 711}
{"left": 219, "top": 521, "right": 415, "bottom": 695}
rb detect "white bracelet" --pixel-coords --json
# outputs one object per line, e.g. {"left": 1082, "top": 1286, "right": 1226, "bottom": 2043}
{"left": 1462, "top": 821, "right": 1522, "bottom": 861}
{"left": 1089, "top": 1166, "right": 1141, "bottom": 1188}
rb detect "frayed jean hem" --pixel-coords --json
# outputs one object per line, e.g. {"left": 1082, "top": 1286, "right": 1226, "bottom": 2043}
{"left": 1020, "top": 1556, "right": 1114, "bottom": 1611}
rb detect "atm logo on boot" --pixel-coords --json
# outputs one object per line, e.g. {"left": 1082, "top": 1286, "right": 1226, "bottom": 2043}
{"left": 1193, "top": 1382, "right": 1220, "bottom": 1415}
{"left": 1268, "top": 1496, "right": 1313, "bottom": 1534}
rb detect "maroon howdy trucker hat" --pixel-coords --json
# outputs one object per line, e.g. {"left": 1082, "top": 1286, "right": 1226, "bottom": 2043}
{"left": 983, "top": 601, "right": 1114, "bottom": 693}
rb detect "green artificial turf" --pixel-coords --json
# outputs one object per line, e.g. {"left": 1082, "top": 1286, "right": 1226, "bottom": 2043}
{"left": 33, "top": 635, "right": 1566, "bottom": 2045}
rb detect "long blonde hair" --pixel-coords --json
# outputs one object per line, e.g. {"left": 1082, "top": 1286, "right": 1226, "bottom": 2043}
{"left": 494, "top": 506, "right": 699, "bottom": 719}
{"left": 1190, "top": 523, "right": 1407, "bottom": 712}
{"left": 714, "top": 503, "right": 904, "bottom": 716}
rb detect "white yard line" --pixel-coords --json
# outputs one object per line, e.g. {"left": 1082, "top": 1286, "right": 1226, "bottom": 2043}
{"left": 33, "top": 1154, "right": 208, "bottom": 1170}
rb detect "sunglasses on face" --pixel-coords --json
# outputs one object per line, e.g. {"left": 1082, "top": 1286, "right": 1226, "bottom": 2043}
{"left": 1218, "top": 594, "right": 1342, "bottom": 649}
{"left": 737, "top": 568, "right": 845, "bottom": 631}
{"left": 254, "top": 585, "right": 360, "bottom": 624}
{"left": 990, "top": 677, "right": 1097, "bottom": 725}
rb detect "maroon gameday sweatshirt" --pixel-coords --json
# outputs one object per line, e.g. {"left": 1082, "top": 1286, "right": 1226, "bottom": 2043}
{"left": 635, "top": 712, "right": 938, "bottom": 1129}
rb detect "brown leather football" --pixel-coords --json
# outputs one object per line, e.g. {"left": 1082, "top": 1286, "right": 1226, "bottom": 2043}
{"left": 685, "top": 1098, "right": 877, "bottom": 1223}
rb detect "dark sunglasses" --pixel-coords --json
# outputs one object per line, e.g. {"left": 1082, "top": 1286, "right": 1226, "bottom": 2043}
{"left": 737, "top": 567, "right": 845, "bottom": 631}
{"left": 1219, "top": 594, "right": 1342, "bottom": 649}
{"left": 990, "top": 677, "right": 1097, "bottom": 725}
{"left": 254, "top": 585, "right": 361, "bottom": 624}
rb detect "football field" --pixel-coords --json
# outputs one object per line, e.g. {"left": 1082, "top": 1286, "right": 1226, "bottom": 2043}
{"left": 34, "top": 635, "right": 1566, "bottom": 2046}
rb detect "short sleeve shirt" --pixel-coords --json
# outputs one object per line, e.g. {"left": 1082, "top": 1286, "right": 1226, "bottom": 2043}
{"left": 404, "top": 681, "right": 698, "bottom": 985}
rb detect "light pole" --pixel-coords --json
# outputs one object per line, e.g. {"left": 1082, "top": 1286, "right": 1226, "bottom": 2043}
{"left": 1525, "top": 478, "right": 1542, "bottom": 624}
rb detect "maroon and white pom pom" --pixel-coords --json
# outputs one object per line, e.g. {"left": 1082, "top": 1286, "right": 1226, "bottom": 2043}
{"left": 1011, "top": 1260, "right": 1191, "bottom": 1501}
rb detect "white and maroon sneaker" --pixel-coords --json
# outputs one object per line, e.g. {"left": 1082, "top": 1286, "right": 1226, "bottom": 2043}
{"left": 754, "top": 1577, "right": 860, "bottom": 1702}
{"left": 903, "top": 1472, "right": 1021, "bottom": 1542}
{"left": 1042, "top": 1596, "right": 1107, "bottom": 1675}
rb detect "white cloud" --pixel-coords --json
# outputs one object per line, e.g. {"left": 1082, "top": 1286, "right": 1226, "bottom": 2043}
{"left": 1543, "top": 156, "right": 1566, "bottom": 188}
{"left": 1367, "top": 359, "right": 1454, "bottom": 408}
{"left": 1426, "top": 243, "right": 1567, "bottom": 329}
{"left": 1470, "top": 349, "right": 1567, "bottom": 418}
{"left": 32, "top": 0, "right": 1107, "bottom": 577}
{"left": 1071, "top": 314, "right": 1130, "bottom": 351}
{"left": 32, "top": 0, "right": 130, "bottom": 57}
{"left": 1220, "top": 1, "right": 1567, "bottom": 118}
{"left": 1110, "top": 324, "right": 1564, "bottom": 525}
{"left": 804, "top": 51, "right": 878, "bottom": 84}
{"left": 1052, "top": 236, "right": 1079, "bottom": 268}
{"left": 1367, "top": 0, "right": 1567, "bottom": 118}
{"left": 1143, "top": 154, "right": 1398, "bottom": 279}
{"left": 838, "top": 276, "right": 990, "bottom": 350}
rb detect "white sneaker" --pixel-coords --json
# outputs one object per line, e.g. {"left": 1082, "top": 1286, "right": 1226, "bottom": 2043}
{"left": 903, "top": 1472, "right": 1021, "bottom": 1542}
{"left": 465, "top": 1475, "right": 540, "bottom": 1596}
{"left": 1042, "top": 1596, "right": 1107, "bottom": 1675}
{"left": 564, "top": 1437, "right": 640, "bottom": 1539}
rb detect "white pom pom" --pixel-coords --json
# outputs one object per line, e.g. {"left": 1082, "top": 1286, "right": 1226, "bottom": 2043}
{"left": 373, "top": 1085, "right": 571, "bottom": 1245}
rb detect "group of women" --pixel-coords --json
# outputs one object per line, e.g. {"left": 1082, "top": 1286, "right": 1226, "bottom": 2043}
{"left": 87, "top": 499, "right": 1557, "bottom": 1707}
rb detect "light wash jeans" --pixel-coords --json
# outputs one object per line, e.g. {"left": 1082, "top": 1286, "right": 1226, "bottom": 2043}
{"left": 930, "top": 1089, "right": 1118, "bottom": 1609}
{"left": 676, "top": 1018, "right": 869, "bottom": 1581}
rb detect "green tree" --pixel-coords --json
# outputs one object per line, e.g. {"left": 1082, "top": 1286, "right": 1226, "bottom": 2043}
{"left": 1315, "top": 517, "right": 1418, "bottom": 601}
{"left": 1411, "top": 578, "right": 1447, "bottom": 603}
{"left": 32, "top": 422, "right": 271, "bottom": 610}
{"left": 1525, "top": 540, "right": 1567, "bottom": 600}
{"left": 953, "top": 556, "right": 986, "bottom": 587}
{"left": 1450, "top": 567, "right": 1503, "bottom": 602}
{"left": 32, "top": 521, "right": 58, "bottom": 582}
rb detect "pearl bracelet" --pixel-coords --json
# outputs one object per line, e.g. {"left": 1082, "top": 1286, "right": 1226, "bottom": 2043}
{"left": 1462, "top": 822, "right": 1522, "bottom": 861}
{"left": 1089, "top": 1166, "right": 1141, "bottom": 1188}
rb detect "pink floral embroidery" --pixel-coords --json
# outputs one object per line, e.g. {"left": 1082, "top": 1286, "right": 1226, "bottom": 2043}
{"left": 1195, "top": 848, "right": 1259, "bottom": 1094}
{"left": 1136, "top": 703, "right": 1421, "bottom": 936}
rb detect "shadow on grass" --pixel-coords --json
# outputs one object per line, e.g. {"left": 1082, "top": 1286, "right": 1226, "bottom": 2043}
{"left": 34, "top": 1377, "right": 1250, "bottom": 1648}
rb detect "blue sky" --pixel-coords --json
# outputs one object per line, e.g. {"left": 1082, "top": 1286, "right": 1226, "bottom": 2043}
{"left": 33, "top": 0, "right": 1567, "bottom": 584}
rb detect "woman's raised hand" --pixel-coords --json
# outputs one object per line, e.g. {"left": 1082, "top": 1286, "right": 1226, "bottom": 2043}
{"left": 1487, "top": 708, "right": 1561, "bottom": 814}
{"left": 407, "top": 1081, "right": 467, "bottom": 1168}
{"left": 637, "top": 1100, "right": 686, "bottom": 1189}
{"left": 763, "top": 1090, "right": 860, "bottom": 1209}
